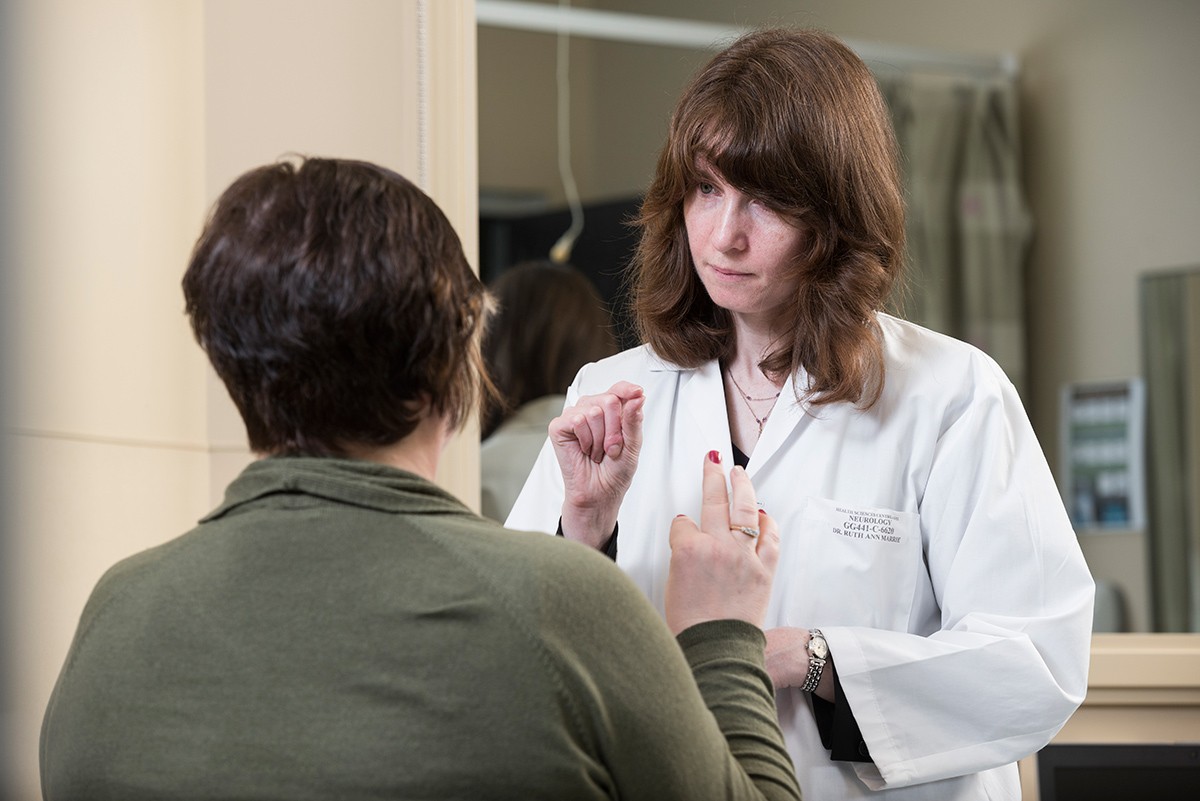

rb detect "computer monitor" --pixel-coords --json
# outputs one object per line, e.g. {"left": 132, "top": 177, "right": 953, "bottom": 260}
{"left": 1037, "top": 743, "right": 1200, "bottom": 801}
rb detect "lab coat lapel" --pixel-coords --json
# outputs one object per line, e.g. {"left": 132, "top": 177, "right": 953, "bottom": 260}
{"left": 679, "top": 359, "right": 733, "bottom": 463}
{"left": 745, "top": 372, "right": 810, "bottom": 479}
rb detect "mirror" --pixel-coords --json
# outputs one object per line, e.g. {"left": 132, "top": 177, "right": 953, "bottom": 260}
{"left": 477, "top": 1, "right": 1200, "bottom": 632}
{"left": 1142, "top": 267, "right": 1200, "bottom": 632}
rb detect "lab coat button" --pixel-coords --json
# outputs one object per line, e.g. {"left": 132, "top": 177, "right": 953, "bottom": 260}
{"left": 858, "top": 741, "right": 871, "bottom": 758}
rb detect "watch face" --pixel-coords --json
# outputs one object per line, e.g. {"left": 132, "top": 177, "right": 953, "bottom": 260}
{"left": 809, "top": 635, "right": 828, "bottom": 660}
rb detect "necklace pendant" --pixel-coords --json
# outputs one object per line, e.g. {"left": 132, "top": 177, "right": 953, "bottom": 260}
{"left": 726, "top": 366, "right": 779, "bottom": 439}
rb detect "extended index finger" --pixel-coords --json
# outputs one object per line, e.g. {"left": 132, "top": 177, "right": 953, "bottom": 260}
{"left": 698, "top": 451, "right": 729, "bottom": 536}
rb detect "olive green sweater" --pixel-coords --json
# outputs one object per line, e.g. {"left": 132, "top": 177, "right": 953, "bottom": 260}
{"left": 41, "top": 458, "right": 799, "bottom": 800}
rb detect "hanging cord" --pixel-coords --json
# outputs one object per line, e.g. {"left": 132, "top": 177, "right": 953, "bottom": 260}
{"left": 549, "top": 0, "right": 584, "bottom": 263}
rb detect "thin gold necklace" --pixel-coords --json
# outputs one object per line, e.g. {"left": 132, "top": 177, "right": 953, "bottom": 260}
{"left": 726, "top": 369, "right": 782, "bottom": 434}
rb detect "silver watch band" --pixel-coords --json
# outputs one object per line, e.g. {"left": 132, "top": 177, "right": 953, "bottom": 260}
{"left": 798, "top": 628, "right": 827, "bottom": 693}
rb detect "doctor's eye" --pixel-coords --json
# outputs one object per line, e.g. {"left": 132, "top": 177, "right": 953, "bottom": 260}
{"left": 698, "top": 181, "right": 716, "bottom": 195}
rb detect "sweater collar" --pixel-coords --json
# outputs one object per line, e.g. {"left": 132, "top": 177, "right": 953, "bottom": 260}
{"left": 200, "top": 456, "right": 473, "bottom": 522}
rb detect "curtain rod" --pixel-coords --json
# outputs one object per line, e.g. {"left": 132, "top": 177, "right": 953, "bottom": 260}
{"left": 475, "top": 0, "right": 1017, "bottom": 80}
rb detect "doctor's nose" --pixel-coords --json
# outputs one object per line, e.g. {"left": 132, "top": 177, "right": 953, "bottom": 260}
{"left": 711, "top": 201, "right": 750, "bottom": 253}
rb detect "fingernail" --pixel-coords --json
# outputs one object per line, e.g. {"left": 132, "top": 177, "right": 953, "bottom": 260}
{"left": 675, "top": 513, "right": 686, "bottom": 518}
{"left": 707, "top": 450, "right": 721, "bottom": 464}
{"left": 759, "top": 509, "right": 768, "bottom": 517}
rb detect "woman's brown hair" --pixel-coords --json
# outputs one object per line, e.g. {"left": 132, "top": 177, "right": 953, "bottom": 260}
{"left": 632, "top": 28, "right": 905, "bottom": 408}
{"left": 183, "top": 157, "right": 495, "bottom": 457}
{"left": 481, "top": 261, "right": 617, "bottom": 439}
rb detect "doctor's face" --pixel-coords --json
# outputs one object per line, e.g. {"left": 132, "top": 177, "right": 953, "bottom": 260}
{"left": 684, "top": 163, "right": 806, "bottom": 325}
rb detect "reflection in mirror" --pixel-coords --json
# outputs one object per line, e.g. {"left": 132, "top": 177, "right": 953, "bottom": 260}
{"left": 479, "top": 1, "right": 1200, "bottom": 638}
{"left": 477, "top": 4, "right": 1028, "bottom": 381}
{"left": 1142, "top": 267, "right": 1200, "bottom": 632}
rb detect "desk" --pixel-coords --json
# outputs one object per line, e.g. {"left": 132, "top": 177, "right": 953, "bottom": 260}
{"left": 1019, "top": 634, "right": 1200, "bottom": 799}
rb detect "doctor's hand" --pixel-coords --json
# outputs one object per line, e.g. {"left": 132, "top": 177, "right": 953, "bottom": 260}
{"left": 550, "top": 381, "right": 645, "bottom": 550}
{"left": 665, "top": 452, "right": 781, "bottom": 636}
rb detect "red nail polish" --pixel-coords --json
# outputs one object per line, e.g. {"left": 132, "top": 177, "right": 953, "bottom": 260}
{"left": 707, "top": 450, "right": 721, "bottom": 464}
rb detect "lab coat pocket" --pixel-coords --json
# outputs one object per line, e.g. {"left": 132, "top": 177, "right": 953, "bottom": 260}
{"left": 789, "top": 496, "right": 922, "bottom": 630}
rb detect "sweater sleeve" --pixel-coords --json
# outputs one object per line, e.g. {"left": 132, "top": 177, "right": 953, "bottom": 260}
{"left": 675, "top": 621, "right": 802, "bottom": 800}
{"left": 545, "top": 548, "right": 800, "bottom": 801}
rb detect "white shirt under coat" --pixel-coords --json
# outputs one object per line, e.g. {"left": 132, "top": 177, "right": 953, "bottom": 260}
{"left": 506, "top": 313, "right": 1095, "bottom": 801}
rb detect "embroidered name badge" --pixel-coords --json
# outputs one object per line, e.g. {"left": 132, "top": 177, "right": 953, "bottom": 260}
{"left": 807, "top": 497, "right": 912, "bottom": 545}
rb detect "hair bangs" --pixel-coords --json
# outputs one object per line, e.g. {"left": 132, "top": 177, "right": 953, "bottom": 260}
{"left": 684, "top": 95, "right": 807, "bottom": 217}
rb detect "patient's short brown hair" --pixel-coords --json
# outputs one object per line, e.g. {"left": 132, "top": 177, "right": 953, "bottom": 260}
{"left": 183, "top": 157, "right": 491, "bottom": 456}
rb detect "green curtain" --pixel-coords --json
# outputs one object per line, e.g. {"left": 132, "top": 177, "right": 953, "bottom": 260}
{"left": 1140, "top": 269, "right": 1200, "bottom": 632}
{"left": 879, "top": 74, "right": 1033, "bottom": 397}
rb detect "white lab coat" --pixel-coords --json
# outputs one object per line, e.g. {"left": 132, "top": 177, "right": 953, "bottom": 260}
{"left": 507, "top": 313, "right": 1094, "bottom": 801}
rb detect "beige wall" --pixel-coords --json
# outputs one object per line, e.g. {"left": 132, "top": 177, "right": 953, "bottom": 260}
{"left": 5, "top": 3, "right": 211, "bottom": 795}
{"left": 478, "top": 17, "right": 705, "bottom": 206}
{"left": 2, "top": 1, "right": 476, "bottom": 797}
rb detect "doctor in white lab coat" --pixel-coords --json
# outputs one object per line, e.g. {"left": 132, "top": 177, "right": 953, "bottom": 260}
{"left": 505, "top": 28, "right": 1094, "bottom": 801}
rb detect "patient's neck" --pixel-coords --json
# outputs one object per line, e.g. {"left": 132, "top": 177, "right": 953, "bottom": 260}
{"left": 341, "top": 414, "right": 450, "bottom": 481}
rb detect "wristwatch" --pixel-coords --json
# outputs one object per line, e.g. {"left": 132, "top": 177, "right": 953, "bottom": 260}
{"left": 799, "top": 628, "right": 828, "bottom": 693}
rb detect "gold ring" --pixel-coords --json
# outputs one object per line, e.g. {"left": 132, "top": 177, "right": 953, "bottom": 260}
{"left": 731, "top": 525, "right": 760, "bottom": 538}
